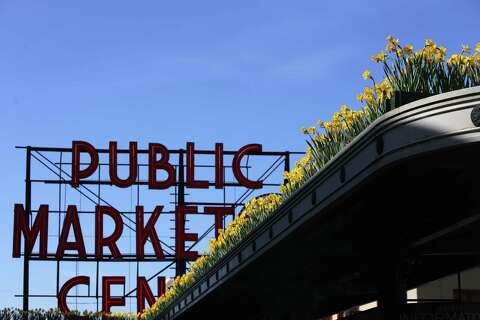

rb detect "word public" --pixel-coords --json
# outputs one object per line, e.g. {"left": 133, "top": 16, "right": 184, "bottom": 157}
{"left": 12, "top": 141, "right": 264, "bottom": 313}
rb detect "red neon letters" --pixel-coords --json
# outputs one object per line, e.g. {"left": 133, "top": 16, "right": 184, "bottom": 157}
{"left": 95, "top": 206, "right": 124, "bottom": 260}
{"left": 186, "top": 142, "right": 209, "bottom": 188}
{"left": 175, "top": 205, "right": 199, "bottom": 261}
{"left": 57, "top": 276, "right": 165, "bottom": 313}
{"left": 12, "top": 204, "right": 49, "bottom": 258}
{"left": 15, "top": 141, "right": 266, "bottom": 313}
{"left": 71, "top": 141, "right": 263, "bottom": 189}
{"left": 58, "top": 276, "right": 90, "bottom": 312}
{"left": 12, "top": 204, "right": 232, "bottom": 261}
{"left": 137, "top": 276, "right": 166, "bottom": 313}
{"left": 71, "top": 141, "right": 99, "bottom": 188}
{"left": 148, "top": 143, "right": 176, "bottom": 189}
{"left": 102, "top": 276, "right": 125, "bottom": 313}
{"left": 109, "top": 141, "right": 138, "bottom": 188}
{"left": 136, "top": 205, "right": 165, "bottom": 260}
{"left": 56, "top": 205, "right": 86, "bottom": 259}
{"left": 232, "top": 143, "right": 263, "bottom": 189}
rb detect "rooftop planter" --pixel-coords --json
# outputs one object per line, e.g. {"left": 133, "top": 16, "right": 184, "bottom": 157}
{"left": 156, "top": 85, "right": 480, "bottom": 319}
{"left": 141, "top": 38, "right": 480, "bottom": 320}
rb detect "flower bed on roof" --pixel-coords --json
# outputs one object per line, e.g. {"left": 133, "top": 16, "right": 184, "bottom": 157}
{"left": 140, "top": 37, "right": 480, "bottom": 320}
{"left": 0, "top": 308, "right": 135, "bottom": 320}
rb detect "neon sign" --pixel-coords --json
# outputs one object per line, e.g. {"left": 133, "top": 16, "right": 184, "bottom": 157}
{"left": 13, "top": 141, "right": 267, "bottom": 313}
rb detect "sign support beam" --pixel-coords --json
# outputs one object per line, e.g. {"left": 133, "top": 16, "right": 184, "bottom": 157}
{"left": 176, "top": 149, "right": 187, "bottom": 276}
{"left": 23, "top": 146, "right": 31, "bottom": 312}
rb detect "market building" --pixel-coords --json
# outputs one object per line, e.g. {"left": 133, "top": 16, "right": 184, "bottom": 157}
{"left": 151, "top": 87, "right": 480, "bottom": 320}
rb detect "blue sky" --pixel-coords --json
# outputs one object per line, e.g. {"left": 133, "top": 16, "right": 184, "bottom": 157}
{"left": 0, "top": 0, "right": 479, "bottom": 312}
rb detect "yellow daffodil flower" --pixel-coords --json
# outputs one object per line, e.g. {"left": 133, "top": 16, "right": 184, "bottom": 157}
{"left": 402, "top": 44, "right": 413, "bottom": 56}
{"left": 371, "top": 51, "right": 386, "bottom": 63}
{"left": 425, "top": 39, "right": 435, "bottom": 47}
{"left": 362, "top": 69, "right": 371, "bottom": 80}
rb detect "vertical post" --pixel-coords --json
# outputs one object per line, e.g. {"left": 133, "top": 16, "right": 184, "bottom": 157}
{"left": 96, "top": 164, "right": 101, "bottom": 312}
{"left": 23, "top": 146, "right": 32, "bottom": 312}
{"left": 376, "top": 255, "right": 407, "bottom": 320}
{"left": 176, "top": 149, "right": 186, "bottom": 276}
{"left": 223, "top": 165, "right": 228, "bottom": 223}
{"left": 136, "top": 163, "right": 140, "bottom": 312}
{"left": 457, "top": 272, "right": 462, "bottom": 303}
{"left": 284, "top": 152, "right": 290, "bottom": 185}
{"left": 56, "top": 152, "right": 63, "bottom": 298}
{"left": 374, "top": 205, "right": 406, "bottom": 320}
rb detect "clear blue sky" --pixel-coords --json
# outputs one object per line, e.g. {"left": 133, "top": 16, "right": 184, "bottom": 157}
{"left": 0, "top": 0, "right": 478, "bottom": 312}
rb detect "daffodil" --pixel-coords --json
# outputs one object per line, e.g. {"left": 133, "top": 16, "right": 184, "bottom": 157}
{"left": 359, "top": 86, "right": 374, "bottom": 104}
{"left": 447, "top": 54, "right": 462, "bottom": 66}
{"left": 341, "top": 104, "right": 349, "bottom": 117}
{"left": 362, "top": 69, "right": 371, "bottom": 80}
{"left": 402, "top": 44, "right": 413, "bottom": 56}
{"left": 435, "top": 46, "right": 447, "bottom": 63}
{"left": 371, "top": 50, "right": 387, "bottom": 63}
{"left": 474, "top": 53, "right": 480, "bottom": 63}
{"left": 386, "top": 35, "right": 399, "bottom": 47}
{"left": 425, "top": 39, "right": 435, "bottom": 47}
{"left": 386, "top": 42, "right": 396, "bottom": 52}
{"left": 314, "top": 134, "right": 327, "bottom": 144}
{"left": 374, "top": 79, "right": 392, "bottom": 103}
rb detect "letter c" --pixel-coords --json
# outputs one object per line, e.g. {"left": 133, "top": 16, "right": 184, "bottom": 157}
{"left": 58, "top": 276, "right": 90, "bottom": 313}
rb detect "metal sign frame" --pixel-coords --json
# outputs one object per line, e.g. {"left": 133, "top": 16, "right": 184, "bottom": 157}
{"left": 14, "top": 144, "right": 301, "bottom": 312}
